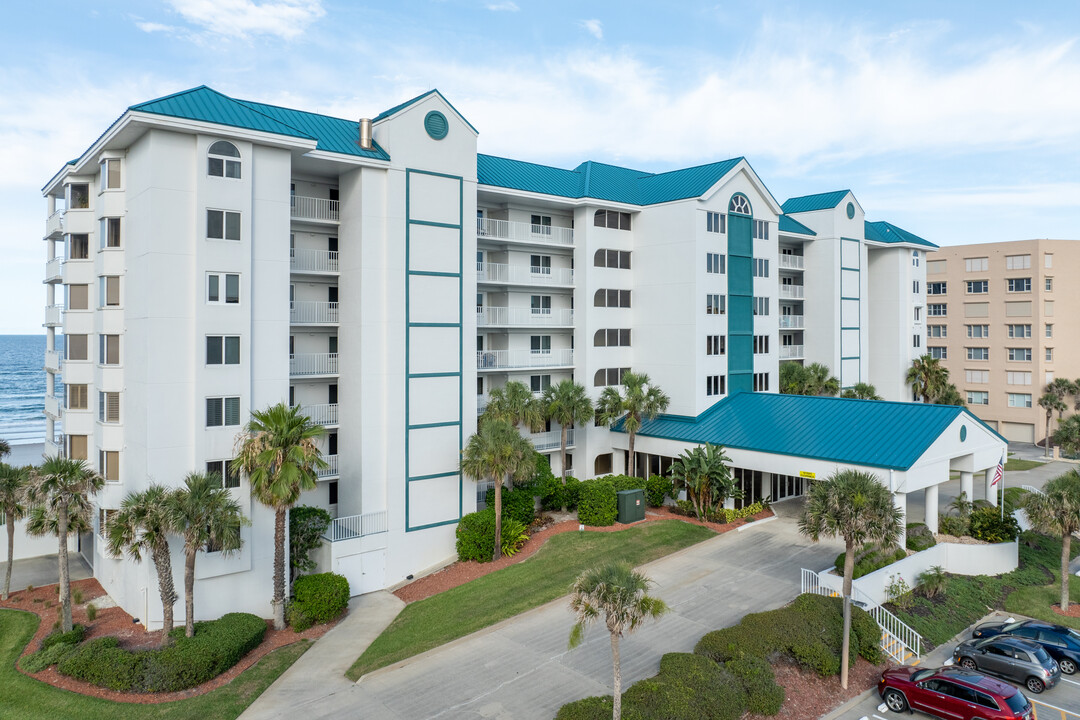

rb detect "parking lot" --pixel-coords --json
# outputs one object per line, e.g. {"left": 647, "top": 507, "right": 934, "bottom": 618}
{"left": 829, "top": 612, "right": 1080, "bottom": 720}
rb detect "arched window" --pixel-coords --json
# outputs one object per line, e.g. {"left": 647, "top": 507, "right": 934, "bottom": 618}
{"left": 594, "top": 453, "right": 613, "bottom": 475}
{"left": 728, "top": 193, "right": 751, "bottom": 215}
{"left": 594, "top": 369, "right": 607, "bottom": 387}
{"left": 208, "top": 141, "right": 241, "bottom": 178}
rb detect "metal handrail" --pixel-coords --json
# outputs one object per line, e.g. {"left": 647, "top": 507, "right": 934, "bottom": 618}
{"left": 477, "top": 217, "right": 574, "bottom": 246}
{"left": 323, "top": 510, "right": 388, "bottom": 541}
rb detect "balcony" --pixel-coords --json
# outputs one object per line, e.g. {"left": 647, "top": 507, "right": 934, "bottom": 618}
{"left": 477, "top": 348, "right": 574, "bottom": 371}
{"left": 323, "top": 510, "right": 388, "bottom": 541}
{"left": 779, "top": 285, "right": 805, "bottom": 299}
{"left": 44, "top": 304, "right": 63, "bottom": 327}
{"left": 317, "top": 454, "right": 339, "bottom": 479}
{"left": 527, "top": 429, "right": 576, "bottom": 452}
{"left": 477, "top": 218, "right": 574, "bottom": 247}
{"left": 778, "top": 254, "right": 805, "bottom": 270}
{"left": 293, "top": 402, "right": 338, "bottom": 427}
{"left": 44, "top": 439, "right": 60, "bottom": 458}
{"left": 778, "top": 315, "right": 805, "bottom": 329}
{"left": 46, "top": 209, "right": 64, "bottom": 238}
{"left": 477, "top": 307, "right": 575, "bottom": 328}
{"left": 291, "top": 248, "right": 339, "bottom": 274}
{"left": 45, "top": 257, "right": 62, "bottom": 284}
{"left": 291, "top": 195, "right": 339, "bottom": 223}
{"left": 44, "top": 394, "right": 61, "bottom": 419}
{"left": 290, "top": 301, "right": 339, "bottom": 325}
{"left": 45, "top": 350, "right": 62, "bottom": 373}
{"left": 477, "top": 262, "right": 574, "bottom": 287}
{"left": 779, "top": 344, "right": 805, "bottom": 360}
{"left": 290, "top": 353, "right": 339, "bottom": 377}
{"left": 477, "top": 395, "right": 490, "bottom": 415}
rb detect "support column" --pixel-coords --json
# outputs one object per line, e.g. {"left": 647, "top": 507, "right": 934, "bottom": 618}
{"left": 984, "top": 469, "right": 998, "bottom": 507}
{"left": 960, "top": 471, "right": 973, "bottom": 503}
{"left": 924, "top": 484, "right": 939, "bottom": 534}
{"left": 893, "top": 492, "right": 907, "bottom": 548}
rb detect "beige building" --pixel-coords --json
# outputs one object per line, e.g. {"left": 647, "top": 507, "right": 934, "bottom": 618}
{"left": 928, "top": 239, "right": 1080, "bottom": 444}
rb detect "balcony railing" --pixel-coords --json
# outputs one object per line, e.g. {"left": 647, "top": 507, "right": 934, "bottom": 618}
{"left": 778, "top": 254, "right": 805, "bottom": 270}
{"left": 779, "top": 345, "right": 805, "bottom": 359}
{"left": 45, "top": 394, "right": 61, "bottom": 419}
{"left": 323, "top": 510, "right": 388, "bottom": 541}
{"left": 477, "top": 218, "right": 574, "bottom": 246}
{"left": 293, "top": 402, "right": 339, "bottom": 426}
{"left": 317, "top": 454, "right": 339, "bottom": 479}
{"left": 44, "top": 439, "right": 60, "bottom": 458}
{"left": 290, "top": 301, "right": 339, "bottom": 324}
{"left": 476, "top": 307, "right": 575, "bottom": 328}
{"left": 290, "top": 353, "right": 339, "bottom": 377}
{"left": 477, "top": 395, "right": 490, "bottom": 415}
{"left": 290, "top": 248, "right": 339, "bottom": 273}
{"left": 477, "top": 348, "right": 574, "bottom": 370}
{"left": 46, "top": 209, "right": 64, "bottom": 238}
{"left": 528, "top": 429, "right": 576, "bottom": 452}
{"left": 779, "top": 285, "right": 805, "bottom": 299}
{"left": 45, "top": 257, "right": 62, "bottom": 283}
{"left": 291, "top": 195, "right": 340, "bottom": 222}
{"left": 45, "top": 350, "right": 61, "bottom": 373}
{"left": 477, "top": 262, "right": 574, "bottom": 286}
{"left": 44, "top": 304, "right": 63, "bottom": 327}
{"left": 779, "top": 315, "right": 805, "bottom": 329}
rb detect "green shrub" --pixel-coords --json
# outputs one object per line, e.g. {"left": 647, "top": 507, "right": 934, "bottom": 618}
{"left": 142, "top": 612, "right": 267, "bottom": 692}
{"left": 500, "top": 517, "right": 529, "bottom": 557}
{"left": 646, "top": 475, "right": 673, "bottom": 507}
{"left": 606, "top": 474, "right": 646, "bottom": 493}
{"left": 541, "top": 475, "right": 582, "bottom": 511}
{"left": 455, "top": 508, "right": 534, "bottom": 563}
{"left": 918, "top": 565, "right": 948, "bottom": 598}
{"left": 707, "top": 502, "right": 767, "bottom": 524}
{"left": 20, "top": 641, "right": 79, "bottom": 673}
{"left": 72, "top": 589, "right": 84, "bottom": 605}
{"left": 289, "top": 572, "right": 350, "bottom": 631}
{"left": 969, "top": 507, "right": 1020, "bottom": 543}
{"left": 555, "top": 696, "right": 614, "bottom": 720}
{"left": 578, "top": 479, "right": 617, "bottom": 526}
{"left": 835, "top": 544, "right": 907, "bottom": 579}
{"left": 57, "top": 637, "right": 141, "bottom": 691}
{"left": 86, "top": 603, "right": 98, "bottom": 622}
{"left": 938, "top": 514, "right": 968, "bottom": 536}
{"left": 290, "top": 505, "right": 332, "bottom": 578}
{"left": 672, "top": 499, "right": 695, "bottom": 516}
{"left": 41, "top": 624, "right": 86, "bottom": 651}
{"left": 623, "top": 653, "right": 746, "bottom": 720}
{"left": 484, "top": 485, "right": 536, "bottom": 526}
{"left": 724, "top": 653, "right": 784, "bottom": 715}
{"left": 906, "top": 523, "right": 937, "bottom": 552}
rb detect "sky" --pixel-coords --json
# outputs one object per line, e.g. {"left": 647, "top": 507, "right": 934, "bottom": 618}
{"left": 1, "top": 0, "right": 1079, "bottom": 334}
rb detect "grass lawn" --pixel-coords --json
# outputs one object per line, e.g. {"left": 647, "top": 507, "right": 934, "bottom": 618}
{"left": 347, "top": 519, "right": 715, "bottom": 680}
{"left": 0, "top": 609, "right": 309, "bottom": 720}
{"left": 1004, "top": 458, "right": 1045, "bottom": 471}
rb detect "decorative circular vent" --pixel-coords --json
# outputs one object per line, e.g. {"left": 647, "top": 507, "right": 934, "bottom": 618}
{"left": 846, "top": 202, "right": 855, "bottom": 219}
{"left": 960, "top": 425, "right": 967, "bottom": 442}
{"left": 424, "top": 110, "right": 449, "bottom": 140}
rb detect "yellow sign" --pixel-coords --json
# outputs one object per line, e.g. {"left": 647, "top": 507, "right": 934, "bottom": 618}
{"left": 799, "top": 471, "right": 816, "bottom": 479}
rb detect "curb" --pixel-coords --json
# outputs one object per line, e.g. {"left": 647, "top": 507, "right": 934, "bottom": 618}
{"left": 737, "top": 515, "right": 778, "bottom": 531}
{"left": 820, "top": 688, "right": 877, "bottom": 720}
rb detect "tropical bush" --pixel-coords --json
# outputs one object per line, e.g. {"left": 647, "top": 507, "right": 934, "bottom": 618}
{"left": 834, "top": 544, "right": 907, "bottom": 579}
{"left": 288, "top": 572, "right": 350, "bottom": 631}
{"left": 968, "top": 507, "right": 1021, "bottom": 543}
{"left": 455, "top": 508, "right": 531, "bottom": 562}
{"left": 57, "top": 637, "right": 141, "bottom": 691}
{"left": 917, "top": 565, "right": 948, "bottom": 598}
{"left": 20, "top": 640, "right": 79, "bottom": 673}
{"left": 540, "top": 474, "right": 581, "bottom": 512}
{"left": 646, "top": 474, "right": 673, "bottom": 507}
{"left": 289, "top": 505, "right": 332, "bottom": 578}
{"left": 906, "top": 523, "right": 937, "bottom": 552}
{"left": 938, "top": 514, "right": 968, "bottom": 537}
{"left": 484, "top": 485, "right": 536, "bottom": 526}
{"left": 41, "top": 623, "right": 85, "bottom": 651}
{"left": 724, "top": 652, "right": 785, "bottom": 715}
{"left": 706, "top": 501, "right": 767, "bottom": 524}
{"left": 577, "top": 479, "right": 618, "bottom": 526}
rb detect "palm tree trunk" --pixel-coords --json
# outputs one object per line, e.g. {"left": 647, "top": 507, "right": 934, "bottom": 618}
{"left": 560, "top": 425, "right": 568, "bottom": 512}
{"left": 184, "top": 548, "right": 196, "bottom": 638}
{"left": 611, "top": 632, "right": 622, "bottom": 720}
{"left": 840, "top": 539, "right": 854, "bottom": 690}
{"left": 3, "top": 511, "right": 14, "bottom": 600}
{"left": 493, "top": 476, "right": 503, "bottom": 562}
{"left": 273, "top": 507, "right": 286, "bottom": 630}
{"left": 58, "top": 500, "right": 72, "bottom": 632}
{"left": 1046, "top": 413, "right": 1052, "bottom": 458}
{"left": 628, "top": 431, "right": 636, "bottom": 478}
{"left": 152, "top": 542, "right": 177, "bottom": 644}
{"left": 1062, "top": 533, "right": 1071, "bottom": 612}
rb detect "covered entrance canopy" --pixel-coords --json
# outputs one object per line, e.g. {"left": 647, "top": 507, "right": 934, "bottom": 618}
{"left": 612, "top": 392, "right": 1008, "bottom": 544}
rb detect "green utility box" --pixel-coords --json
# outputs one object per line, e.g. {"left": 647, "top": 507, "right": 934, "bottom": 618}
{"left": 616, "top": 488, "right": 646, "bottom": 524}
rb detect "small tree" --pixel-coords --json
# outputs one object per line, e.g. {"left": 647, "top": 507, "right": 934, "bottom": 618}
{"left": 1039, "top": 393, "right": 1067, "bottom": 457}
{"left": 0, "top": 438, "right": 10, "bottom": 459}
{"left": 1054, "top": 415, "right": 1080, "bottom": 457}
{"left": 290, "top": 505, "right": 332, "bottom": 579}
{"left": 543, "top": 380, "right": 594, "bottom": 509}
{"left": 907, "top": 355, "right": 948, "bottom": 403}
{"left": 668, "top": 444, "right": 739, "bottom": 520}
{"left": 932, "top": 383, "right": 965, "bottom": 406}
{"left": 806, "top": 363, "right": 840, "bottom": 396}
{"left": 596, "top": 371, "right": 670, "bottom": 478}
{"left": 840, "top": 383, "right": 882, "bottom": 400}
{"left": 799, "top": 470, "right": 903, "bottom": 689}
{"left": 483, "top": 380, "right": 544, "bottom": 433}
{"left": 0, "top": 463, "right": 31, "bottom": 600}
{"left": 568, "top": 562, "right": 668, "bottom": 720}
{"left": 1024, "top": 470, "right": 1080, "bottom": 611}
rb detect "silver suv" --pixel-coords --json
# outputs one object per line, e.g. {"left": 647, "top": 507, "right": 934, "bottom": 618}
{"left": 953, "top": 636, "right": 1060, "bottom": 693}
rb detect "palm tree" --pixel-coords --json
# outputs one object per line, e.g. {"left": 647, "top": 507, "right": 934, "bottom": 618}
{"left": 483, "top": 380, "right": 544, "bottom": 433}
{"left": 234, "top": 403, "right": 326, "bottom": 630}
{"left": 568, "top": 562, "right": 668, "bottom": 720}
{"left": 933, "top": 383, "right": 965, "bottom": 407}
{"left": 106, "top": 485, "right": 179, "bottom": 643}
{"left": 1039, "top": 393, "right": 1068, "bottom": 457}
{"left": 806, "top": 363, "right": 840, "bottom": 396}
{"left": 1054, "top": 415, "right": 1080, "bottom": 458}
{"left": 596, "top": 371, "right": 670, "bottom": 478}
{"left": 1024, "top": 471, "right": 1080, "bottom": 611}
{"left": 0, "top": 463, "right": 30, "bottom": 600}
{"left": 0, "top": 438, "right": 10, "bottom": 459}
{"left": 907, "top": 354, "right": 948, "bottom": 403}
{"left": 779, "top": 362, "right": 809, "bottom": 395}
{"left": 798, "top": 469, "right": 903, "bottom": 689}
{"left": 460, "top": 418, "right": 537, "bottom": 561}
{"left": 543, "top": 380, "right": 594, "bottom": 507}
{"left": 668, "top": 444, "right": 739, "bottom": 520}
{"left": 25, "top": 456, "right": 104, "bottom": 632}
{"left": 840, "top": 383, "right": 882, "bottom": 400}
{"left": 169, "top": 472, "right": 247, "bottom": 637}
{"left": 1046, "top": 378, "right": 1076, "bottom": 433}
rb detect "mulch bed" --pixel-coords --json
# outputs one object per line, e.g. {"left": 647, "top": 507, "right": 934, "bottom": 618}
{"left": 750, "top": 656, "right": 891, "bottom": 720}
{"left": 0, "top": 577, "right": 335, "bottom": 703}
{"left": 1052, "top": 603, "right": 1080, "bottom": 618}
{"left": 393, "top": 506, "right": 774, "bottom": 604}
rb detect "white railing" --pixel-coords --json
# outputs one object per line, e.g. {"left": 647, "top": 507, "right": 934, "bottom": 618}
{"left": 779, "top": 315, "right": 804, "bottom": 329}
{"left": 45, "top": 394, "right": 61, "bottom": 419}
{"left": 293, "top": 402, "right": 338, "bottom": 426}
{"left": 291, "top": 195, "right": 340, "bottom": 222}
{"left": 477, "top": 348, "right": 574, "bottom": 370}
{"left": 44, "top": 439, "right": 60, "bottom": 458}
{"left": 46, "top": 209, "right": 64, "bottom": 237}
{"left": 290, "top": 353, "right": 339, "bottom": 376}
{"left": 477, "top": 395, "right": 490, "bottom": 415}
{"left": 475, "top": 480, "right": 497, "bottom": 508}
{"left": 290, "top": 301, "right": 339, "bottom": 324}
{"left": 45, "top": 350, "right": 61, "bottom": 372}
{"left": 477, "top": 307, "right": 575, "bottom": 327}
{"left": 44, "top": 304, "right": 63, "bottom": 326}
{"left": 779, "top": 345, "right": 804, "bottom": 359}
{"left": 778, "top": 254, "right": 805, "bottom": 270}
{"left": 290, "top": 248, "right": 339, "bottom": 273}
{"left": 323, "top": 510, "right": 388, "bottom": 541}
{"left": 317, "top": 454, "right": 339, "bottom": 479}
{"left": 528, "top": 429, "right": 575, "bottom": 452}
{"left": 779, "top": 285, "right": 805, "bottom": 299}
{"left": 1021, "top": 484, "right": 1044, "bottom": 495}
{"left": 45, "top": 257, "right": 62, "bottom": 282}
{"left": 477, "top": 217, "right": 574, "bottom": 246}
{"left": 477, "top": 262, "right": 574, "bottom": 286}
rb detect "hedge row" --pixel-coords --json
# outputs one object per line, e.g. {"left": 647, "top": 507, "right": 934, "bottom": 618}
{"left": 288, "top": 572, "right": 350, "bottom": 631}
{"left": 834, "top": 544, "right": 908, "bottom": 579}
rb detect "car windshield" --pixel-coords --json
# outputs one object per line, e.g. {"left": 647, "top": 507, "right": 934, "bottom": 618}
{"left": 1004, "top": 692, "right": 1028, "bottom": 714}
{"left": 911, "top": 669, "right": 935, "bottom": 683}
{"left": 1066, "top": 628, "right": 1080, "bottom": 644}
{"left": 1033, "top": 647, "right": 1052, "bottom": 664}
{"left": 1001, "top": 621, "right": 1026, "bottom": 633}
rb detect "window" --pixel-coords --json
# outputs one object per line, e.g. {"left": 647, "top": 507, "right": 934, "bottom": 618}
{"left": 752, "top": 258, "right": 769, "bottom": 277}
{"left": 706, "top": 253, "right": 725, "bottom": 274}
{"left": 1008, "top": 393, "right": 1033, "bottom": 408}
{"left": 913, "top": 335, "right": 921, "bottom": 348}
{"left": 69, "top": 234, "right": 89, "bottom": 259}
{"left": 98, "top": 509, "right": 118, "bottom": 541}
{"left": 66, "top": 334, "right": 88, "bottom": 361}
{"left": 927, "top": 282, "right": 947, "bottom": 295}
{"left": 966, "top": 324, "right": 989, "bottom": 338}
{"left": 98, "top": 391, "right": 120, "bottom": 423}
{"left": 99, "top": 276, "right": 120, "bottom": 307}
{"left": 68, "top": 284, "right": 89, "bottom": 310}
{"left": 913, "top": 280, "right": 920, "bottom": 294}
{"left": 928, "top": 304, "right": 947, "bottom": 316}
{"left": 966, "top": 280, "right": 988, "bottom": 294}
{"left": 729, "top": 194, "right": 751, "bottom": 215}
{"left": 530, "top": 335, "right": 551, "bottom": 354}
{"left": 207, "top": 273, "right": 240, "bottom": 304}
{"left": 927, "top": 259, "right": 946, "bottom": 274}
{"left": 206, "top": 397, "right": 241, "bottom": 427}
{"left": 99, "top": 451, "right": 119, "bottom": 482}
{"left": 530, "top": 374, "right": 551, "bottom": 393}
{"left": 593, "top": 329, "right": 631, "bottom": 347}
{"left": 594, "top": 367, "right": 630, "bottom": 387}
{"left": 530, "top": 295, "right": 551, "bottom": 315}
{"left": 928, "top": 325, "right": 947, "bottom": 338}
{"left": 912, "top": 250, "right": 920, "bottom": 267}
{"left": 594, "top": 453, "right": 613, "bottom": 475}
{"left": 706, "top": 375, "right": 726, "bottom": 396}
{"left": 99, "top": 334, "right": 120, "bottom": 365}
{"left": 914, "top": 307, "right": 921, "bottom": 322}
{"left": 206, "top": 460, "right": 241, "bottom": 489}
{"left": 1046, "top": 347, "right": 1054, "bottom": 361}
{"left": 529, "top": 214, "right": 552, "bottom": 235}
{"left": 967, "top": 391, "right": 989, "bottom": 405}
{"left": 706, "top": 294, "right": 725, "bottom": 315}
{"left": 707, "top": 335, "right": 725, "bottom": 355}
{"left": 706, "top": 211, "right": 725, "bottom": 233}
{"left": 753, "top": 297, "right": 769, "bottom": 316}
{"left": 69, "top": 183, "right": 90, "bottom": 209}
{"left": 929, "top": 346, "right": 947, "bottom": 359}
{"left": 1007, "top": 372, "right": 1032, "bottom": 385}
{"left": 1007, "top": 324, "right": 1031, "bottom": 338}
{"left": 207, "top": 209, "right": 241, "bottom": 241}
{"left": 328, "top": 481, "right": 338, "bottom": 505}
{"left": 594, "top": 289, "right": 631, "bottom": 308}
{"left": 1046, "top": 324, "right": 1053, "bottom": 338}
{"left": 965, "top": 257, "right": 989, "bottom": 272}
{"left": 206, "top": 336, "right": 241, "bottom": 365}
{"left": 753, "top": 219, "right": 769, "bottom": 240}
{"left": 966, "top": 369, "right": 989, "bottom": 384}
{"left": 594, "top": 249, "right": 631, "bottom": 269}
{"left": 530, "top": 254, "right": 551, "bottom": 275}
{"left": 67, "top": 384, "right": 88, "bottom": 410}
{"left": 1045, "top": 253, "right": 1054, "bottom": 269}
{"left": 100, "top": 218, "right": 121, "bottom": 249}
{"left": 967, "top": 347, "right": 989, "bottom": 360}
{"left": 593, "top": 209, "right": 631, "bottom": 230}
{"left": 753, "top": 372, "right": 769, "bottom": 392}
{"left": 208, "top": 141, "right": 241, "bottom": 178}
{"left": 753, "top": 335, "right": 769, "bottom": 354}
{"left": 1045, "top": 300, "right": 1054, "bottom": 316}
{"left": 67, "top": 435, "right": 88, "bottom": 460}
{"left": 1007, "top": 277, "right": 1031, "bottom": 292}
{"left": 1045, "top": 277, "right": 1053, "bottom": 291}
{"left": 1007, "top": 348, "right": 1032, "bottom": 362}
{"left": 101, "top": 158, "right": 121, "bottom": 190}
{"left": 1006, "top": 254, "right": 1031, "bottom": 270}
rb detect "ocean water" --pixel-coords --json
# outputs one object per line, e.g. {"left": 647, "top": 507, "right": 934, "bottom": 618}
{"left": 0, "top": 335, "right": 62, "bottom": 445}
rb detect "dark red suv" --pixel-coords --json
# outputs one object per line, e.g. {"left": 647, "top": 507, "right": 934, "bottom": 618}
{"left": 879, "top": 666, "right": 1033, "bottom": 720}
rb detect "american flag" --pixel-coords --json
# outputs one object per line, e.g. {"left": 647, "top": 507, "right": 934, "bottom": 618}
{"left": 991, "top": 452, "right": 1005, "bottom": 487}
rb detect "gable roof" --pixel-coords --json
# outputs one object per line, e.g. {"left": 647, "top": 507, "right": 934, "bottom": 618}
{"left": 372, "top": 88, "right": 479, "bottom": 135}
{"left": 778, "top": 215, "right": 817, "bottom": 236}
{"left": 234, "top": 98, "right": 390, "bottom": 160}
{"left": 865, "top": 220, "right": 938, "bottom": 249}
{"left": 615, "top": 392, "right": 1000, "bottom": 471}
{"left": 781, "top": 189, "right": 851, "bottom": 214}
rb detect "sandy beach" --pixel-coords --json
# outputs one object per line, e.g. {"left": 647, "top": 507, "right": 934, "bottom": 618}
{"left": 5, "top": 442, "right": 46, "bottom": 467}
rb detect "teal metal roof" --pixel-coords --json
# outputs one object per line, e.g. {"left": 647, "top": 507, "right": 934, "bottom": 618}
{"left": 781, "top": 190, "right": 851, "bottom": 214}
{"left": 234, "top": 97, "right": 389, "bottom": 160}
{"left": 372, "top": 89, "right": 479, "bottom": 135}
{"left": 865, "top": 220, "right": 938, "bottom": 249}
{"left": 616, "top": 392, "right": 995, "bottom": 470}
{"left": 779, "top": 215, "right": 816, "bottom": 236}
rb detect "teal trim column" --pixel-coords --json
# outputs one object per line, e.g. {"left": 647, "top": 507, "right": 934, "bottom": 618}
{"left": 728, "top": 211, "right": 753, "bottom": 392}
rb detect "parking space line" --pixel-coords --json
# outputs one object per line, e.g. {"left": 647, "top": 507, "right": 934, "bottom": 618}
{"left": 1031, "top": 698, "right": 1080, "bottom": 719}
{"left": 1060, "top": 677, "right": 1080, "bottom": 687}
{"left": 872, "top": 714, "right": 889, "bottom": 720}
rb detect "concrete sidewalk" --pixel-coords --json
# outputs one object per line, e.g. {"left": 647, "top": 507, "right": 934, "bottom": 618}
{"left": 0, "top": 554, "right": 92, "bottom": 593}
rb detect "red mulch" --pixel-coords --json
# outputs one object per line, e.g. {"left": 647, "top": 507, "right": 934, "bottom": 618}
{"left": 1052, "top": 603, "right": 1080, "bottom": 618}
{"left": 749, "top": 657, "right": 892, "bottom": 720}
{"left": 0, "top": 577, "right": 336, "bottom": 703}
{"left": 393, "top": 506, "right": 775, "bottom": 604}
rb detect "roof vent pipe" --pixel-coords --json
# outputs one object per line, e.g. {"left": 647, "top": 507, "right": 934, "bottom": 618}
{"left": 359, "top": 118, "right": 373, "bottom": 150}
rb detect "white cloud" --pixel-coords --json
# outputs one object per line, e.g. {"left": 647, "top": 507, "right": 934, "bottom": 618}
{"left": 580, "top": 19, "right": 603, "bottom": 40}
{"left": 135, "top": 21, "right": 181, "bottom": 34}
{"left": 485, "top": 1, "right": 519, "bottom": 11}
{"left": 165, "top": 0, "right": 325, "bottom": 40}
